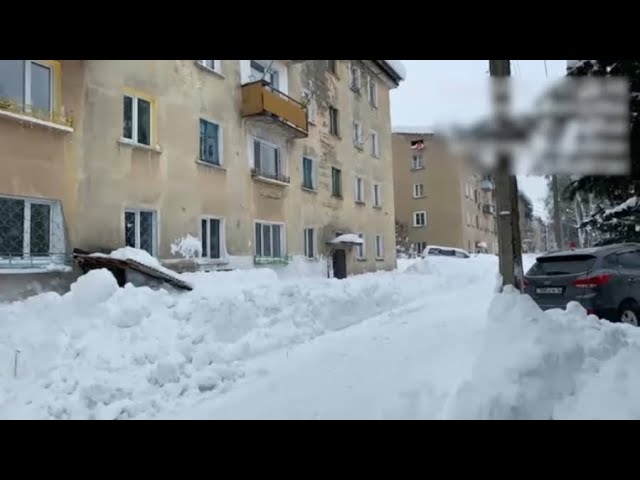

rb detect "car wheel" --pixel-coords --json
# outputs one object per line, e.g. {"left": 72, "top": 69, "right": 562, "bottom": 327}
{"left": 618, "top": 300, "right": 640, "bottom": 326}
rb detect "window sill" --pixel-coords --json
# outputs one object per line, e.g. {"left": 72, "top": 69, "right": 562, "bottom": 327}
{"left": 370, "top": 102, "right": 379, "bottom": 110}
{"left": 373, "top": 205, "right": 383, "bottom": 210}
{"left": 329, "top": 133, "right": 341, "bottom": 140}
{"left": 0, "top": 108, "right": 74, "bottom": 133}
{"left": 411, "top": 166, "right": 425, "bottom": 172}
{"left": 413, "top": 225, "right": 427, "bottom": 228}
{"left": 413, "top": 195, "right": 426, "bottom": 199}
{"left": 354, "top": 143, "right": 364, "bottom": 151}
{"left": 375, "top": 258, "right": 385, "bottom": 262}
{"left": 194, "top": 61, "right": 225, "bottom": 79}
{"left": 356, "top": 258, "right": 368, "bottom": 262}
{"left": 252, "top": 175, "right": 290, "bottom": 187}
{"left": 302, "top": 186, "right": 317, "bottom": 194}
{"left": 118, "top": 138, "right": 162, "bottom": 153}
{"left": 355, "top": 201, "right": 366, "bottom": 206}
{"left": 331, "top": 194, "right": 343, "bottom": 200}
{"left": 196, "top": 160, "right": 226, "bottom": 171}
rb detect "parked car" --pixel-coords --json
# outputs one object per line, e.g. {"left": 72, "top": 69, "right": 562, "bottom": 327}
{"left": 523, "top": 243, "right": 640, "bottom": 326}
{"left": 421, "top": 246, "right": 471, "bottom": 259}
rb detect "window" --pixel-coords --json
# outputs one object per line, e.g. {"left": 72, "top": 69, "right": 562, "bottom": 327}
{"left": 253, "top": 138, "right": 284, "bottom": 181}
{"left": 413, "top": 183, "right": 425, "bottom": 198}
{"left": 199, "top": 119, "right": 221, "bottom": 165}
{"left": 373, "top": 183, "right": 382, "bottom": 207}
{"left": 411, "top": 154, "right": 423, "bottom": 170}
{"left": 0, "top": 60, "right": 53, "bottom": 114}
{"left": 250, "top": 60, "right": 279, "bottom": 89}
{"left": 467, "top": 212, "right": 472, "bottom": 226}
{"left": 375, "top": 234, "right": 384, "bottom": 259}
{"left": 357, "top": 233, "right": 365, "bottom": 259}
{"left": 327, "top": 60, "right": 337, "bottom": 75}
{"left": 124, "top": 209, "right": 157, "bottom": 256}
{"left": 302, "top": 156, "right": 316, "bottom": 190}
{"left": 474, "top": 189, "right": 479, "bottom": 203}
{"left": 355, "top": 177, "right": 365, "bottom": 203}
{"left": 198, "top": 60, "right": 221, "bottom": 74}
{"left": 329, "top": 106, "right": 340, "bottom": 136}
{"left": 368, "top": 77, "right": 378, "bottom": 107}
{"left": 304, "top": 228, "right": 315, "bottom": 259}
{"left": 414, "top": 211, "right": 427, "bottom": 227}
{"left": 353, "top": 120, "right": 363, "bottom": 147}
{"left": 0, "top": 197, "right": 53, "bottom": 258}
{"left": 301, "top": 89, "right": 317, "bottom": 124}
{"left": 371, "top": 130, "right": 380, "bottom": 157}
{"left": 123, "top": 94, "right": 152, "bottom": 146}
{"left": 618, "top": 250, "right": 640, "bottom": 269}
{"left": 255, "top": 222, "right": 285, "bottom": 258}
{"left": 201, "top": 217, "right": 222, "bottom": 259}
{"left": 349, "top": 63, "right": 362, "bottom": 92}
{"left": 475, "top": 215, "right": 480, "bottom": 229}
{"left": 332, "top": 167, "right": 342, "bottom": 197}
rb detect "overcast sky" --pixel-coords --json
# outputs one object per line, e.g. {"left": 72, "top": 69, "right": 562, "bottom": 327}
{"left": 389, "top": 60, "right": 568, "bottom": 220}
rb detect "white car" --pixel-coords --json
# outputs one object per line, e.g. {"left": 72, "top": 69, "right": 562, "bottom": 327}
{"left": 421, "top": 245, "right": 471, "bottom": 259}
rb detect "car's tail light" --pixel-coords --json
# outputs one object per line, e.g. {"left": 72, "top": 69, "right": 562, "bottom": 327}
{"left": 572, "top": 274, "right": 613, "bottom": 288}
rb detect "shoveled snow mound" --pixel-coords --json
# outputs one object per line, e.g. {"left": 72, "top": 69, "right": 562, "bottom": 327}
{"left": 446, "top": 288, "right": 640, "bottom": 420}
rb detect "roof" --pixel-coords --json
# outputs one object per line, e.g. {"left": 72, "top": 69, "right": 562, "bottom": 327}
{"left": 392, "top": 125, "right": 436, "bottom": 135}
{"left": 537, "top": 243, "right": 640, "bottom": 260}
{"left": 373, "top": 60, "right": 406, "bottom": 85}
{"left": 328, "top": 234, "right": 364, "bottom": 246}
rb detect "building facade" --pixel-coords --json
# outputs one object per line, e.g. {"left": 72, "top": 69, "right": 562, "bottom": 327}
{"left": 0, "top": 60, "right": 403, "bottom": 287}
{"left": 392, "top": 129, "right": 498, "bottom": 256}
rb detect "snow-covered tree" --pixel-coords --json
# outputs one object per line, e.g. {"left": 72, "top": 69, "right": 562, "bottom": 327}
{"left": 564, "top": 60, "right": 640, "bottom": 244}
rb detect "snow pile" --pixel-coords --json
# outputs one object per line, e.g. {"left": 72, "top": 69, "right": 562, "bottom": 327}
{"left": 330, "top": 234, "right": 363, "bottom": 245}
{"left": 446, "top": 288, "right": 640, "bottom": 420}
{"left": 170, "top": 235, "right": 202, "bottom": 259}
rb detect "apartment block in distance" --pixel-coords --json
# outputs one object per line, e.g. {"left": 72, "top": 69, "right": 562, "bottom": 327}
{"left": 392, "top": 127, "right": 498, "bottom": 256}
{"left": 0, "top": 60, "right": 404, "bottom": 298}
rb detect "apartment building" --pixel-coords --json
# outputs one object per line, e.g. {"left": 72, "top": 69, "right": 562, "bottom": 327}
{"left": 0, "top": 60, "right": 404, "bottom": 292}
{"left": 392, "top": 129, "right": 498, "bottom": 256}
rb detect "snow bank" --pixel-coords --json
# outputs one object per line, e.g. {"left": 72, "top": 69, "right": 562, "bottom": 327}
{"left": 446, "top": 287, "right": 640, "bottom": 420}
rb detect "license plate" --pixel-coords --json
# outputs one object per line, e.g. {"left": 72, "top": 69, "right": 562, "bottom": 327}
{"left": 536, "top": 287, "right": 563, "bottom": 295}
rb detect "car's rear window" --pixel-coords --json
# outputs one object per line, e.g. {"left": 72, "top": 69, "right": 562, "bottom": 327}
{"left": 527, "top": 255, "right": 597, "bottom": 276}
{"left": 428, "top": 248, "right": 456, "bottom": 257}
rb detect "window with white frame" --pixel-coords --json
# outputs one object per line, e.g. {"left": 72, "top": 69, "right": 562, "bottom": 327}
{"left": 371, "top": 130, "right": 380, "bottom": 157}
{"left": 197, "top": 60, "right": 221, "bottom": 75}
{"left": 375, "top": 234, "right": 384, "bottom": 259}
{"left": 255, "top": 222, "right": 285, "bottom": 258}
{"left": 304, "top": 227, "right": 315, "bottom": 259}
{"left": 201, "top": 217, "right": 223, "bottom": 260}
{"left": 0, "top": 60, "right": 53, "bottom": 114}
{"left": 413, "top": 211, "right": 427, "bottom": 227}
{"left": 353, "top": 120, "right": 363, "bottom": 147}
{"left": 0, "top": 196, "right": 63, "bottom": 261}
{"left": 123, "top": 94, "right": 152, "bottom": 146}
{"left": 355, "top": 177, "right": 365, "bottom": 203}
{"left": 413, "top": 183, "right": 425, "bottom": 198}
{"left": 349, "top": 63, "right": 362, "bottom": 92}
{"left": 124, "top": 209, "right": 157, "bottom": 256}
{"left": 253, "top": 138, "right": 285, "bottom": 181}
{"left": 302, "top": 156, "right": 316, "bottom": 190}
{"left": 373, "top": 183, "right": 382, "bottom": 207}
{"left": 368, "top": 76, "right": 378, "bottom": 107}
{"left": 301, "top": 88, "right": 317, "bottom": 125}
{"left": 411, "top": 154, "right": 424, "bottom": 170}
{"left": 250, "top": 60, "right": 279, "bottom": 89}
{"left": 199, "top": 119, "right": 222, "bottom": 166}
{"left": 356, "top": 233, "right": 365, "bottom": 259}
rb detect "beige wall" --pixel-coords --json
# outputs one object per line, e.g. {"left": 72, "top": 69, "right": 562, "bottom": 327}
{"left": 392, "top": 133, "right": 498, "bottom": 254}
{"left": 1, "top": 60, "right": 399, "bottom": 277}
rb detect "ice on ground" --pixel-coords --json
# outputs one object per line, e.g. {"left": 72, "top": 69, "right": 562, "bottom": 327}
{"left": 3, "top": 250, "right": 640, "bottom": 419}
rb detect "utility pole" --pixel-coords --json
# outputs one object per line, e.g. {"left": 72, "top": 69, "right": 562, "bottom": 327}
{"left": 489, "top": 60, "right": 524, "bottom": 290}
{"left": 551, "top": 175, "right": 564, "bottom": 249}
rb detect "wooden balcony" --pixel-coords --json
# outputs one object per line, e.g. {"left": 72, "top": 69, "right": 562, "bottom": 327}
{"left": 241, "top": 80, "right": 308, "bottom": 139}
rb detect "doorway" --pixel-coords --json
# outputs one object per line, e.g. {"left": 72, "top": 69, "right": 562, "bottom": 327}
{"left": 332, "top": 249, "right": 347, "bottom": 279}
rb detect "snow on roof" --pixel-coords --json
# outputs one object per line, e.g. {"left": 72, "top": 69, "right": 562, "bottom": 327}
{"left": 330, "top": 234, "right": 364, "bottom": 245}
{"left": 392, "top": 125, "right": 435, "bottom": 135}
{"left": 383, "top": 60, "right": 406, "bottom": 81}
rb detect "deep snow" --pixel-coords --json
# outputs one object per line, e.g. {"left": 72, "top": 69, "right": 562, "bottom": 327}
{"left": 3, "top": 252, "right": 640, "bottom": 419}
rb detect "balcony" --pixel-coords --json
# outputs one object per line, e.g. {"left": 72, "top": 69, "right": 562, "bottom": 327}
{"left": 241, "top": 80, "right": 308, "bottom": 139}
{"left": 483, "top": 203, "right": 497, "bottom": 215}
{"left": 479, "top": 177, "right": 494, "bottom": 191}
{"left": 0, "top": 97, "right": 73, "bottom": 132}
{"left": 251, "top": 168, "right": 290, "bottom": 186}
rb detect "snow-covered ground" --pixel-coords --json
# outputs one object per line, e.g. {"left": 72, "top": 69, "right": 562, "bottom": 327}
{"left": 3, "top": 252, "right": 640, "bottom": 419}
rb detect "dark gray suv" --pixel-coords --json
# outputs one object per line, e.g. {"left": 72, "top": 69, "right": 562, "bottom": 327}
{"left": 524, "top": 243, "right": 640, "bottom": 326}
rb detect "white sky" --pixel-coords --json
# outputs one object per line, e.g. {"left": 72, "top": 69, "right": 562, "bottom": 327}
{"left": 390, "top": 60, "right": 568, "bottom": 220}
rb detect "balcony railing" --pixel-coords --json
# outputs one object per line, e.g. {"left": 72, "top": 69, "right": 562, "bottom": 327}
{"left": 241, "top": 80, "right": 308, "bottom": 138}
{"left": 483, "top": 204, "right": 497, "bottom": 215}
{"left": 0, "top": 97, "right": 73, "bottom": 129}
{"left": 251, "top": 168, "right": 290, "bottom": 185}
